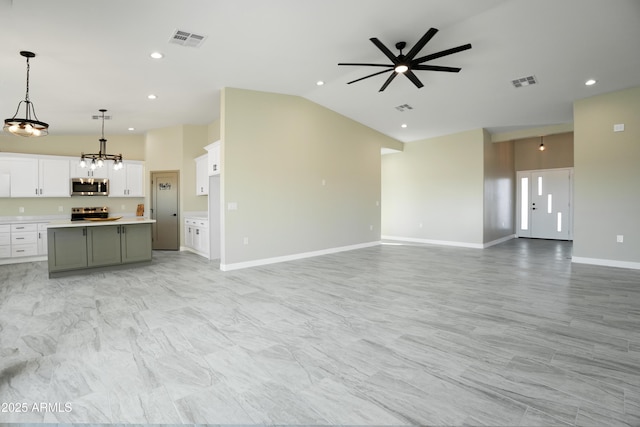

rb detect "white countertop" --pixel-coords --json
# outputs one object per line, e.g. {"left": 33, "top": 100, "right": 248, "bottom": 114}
{"left": 47, "top": 217, "right": 156, "bottom": 228}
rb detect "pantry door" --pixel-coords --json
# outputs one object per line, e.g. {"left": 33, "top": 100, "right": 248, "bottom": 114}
{"left": 516, "top": 168, "right": 573, "bottom": 240}
{"left": 151, "top": 171, "right": 180, "bottom": 250}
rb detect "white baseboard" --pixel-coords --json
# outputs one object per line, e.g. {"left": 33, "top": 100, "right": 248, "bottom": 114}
{"left": 382, "top": 235, "right": 484, "bottom": 249}
{"left": 220, "top": 241, "right": 380, "bottom": 271}
{"left": 381, "top": 234, "right": 515, "bottom": 249}
{"left": 483, "top": 234, "right": 516, "bottom": 248}
{"left": 180, "top": 246, "right": 209, "bottom": 259}
{"left": 0, "top": 255, "right": 47, "bottom": 266}
{"left": 572, "top": 256, "right": 640, "bottom": 270}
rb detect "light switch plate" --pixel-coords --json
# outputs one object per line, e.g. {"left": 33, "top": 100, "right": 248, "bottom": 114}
{"left": 614, "top": 123, "right": 625, "bottom": 132}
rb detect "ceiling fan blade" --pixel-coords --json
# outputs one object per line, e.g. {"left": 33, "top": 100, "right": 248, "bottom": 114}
{"left": 338, "top": 63, "right": 394, "bottom": 68}
{"left": 347, "top": 68, "right": 394, "bottom": 85}
{"left": 379, "top": 72, "right": 398, "bottom": 92}
{"left": 403, "top": 70, "right": 424, "bottom": 89}
{"left": 412, "top": 64, "right": 461, "bottom": 72}
{"left": 405, "top": 28, "right": 438, "bottom": 61}
{"left": 369, "top": 37, "right": 399, "bottom": 64}
{"left": 414, "top": 43, "right": 472, "bottom": 64}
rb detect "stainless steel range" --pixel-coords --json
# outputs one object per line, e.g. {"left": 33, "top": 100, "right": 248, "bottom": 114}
{"left": 71, "top": 207, "right": 109, "bottom": 221}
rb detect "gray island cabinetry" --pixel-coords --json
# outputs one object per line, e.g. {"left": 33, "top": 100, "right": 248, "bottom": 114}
{"left": 47, "top": 218, "right": 154, "bottom": 276}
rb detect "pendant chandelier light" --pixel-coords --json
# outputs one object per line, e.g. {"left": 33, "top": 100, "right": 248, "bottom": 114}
{"left": 79, "top": 109, "right": 123, "bottom": 170}
{"left": 538, "top": 136, "right": 545, "bottom": 151}
{"left": 3, "top": 51, "right": 49, "bottom": 137}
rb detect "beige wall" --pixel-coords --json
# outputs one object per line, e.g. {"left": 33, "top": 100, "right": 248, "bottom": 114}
{"left": 0, "top": 133, "right": 145, "bottom": 159}
{"left": 484, "top": 130, "right": 515, "bottom": 243}
{"left": 0, "top": 133, "right": 144, "bottom": 217}
{"left": 573, "top": 86, "right": 640, "bottom": 265}
{"left": 144, "top": 125, "right": 209, "bottom": 245}
{"left": 382, "top": 129, "right": 485, "bottom": 245}
{"left": 221, "top": 87, "right": 396, "bottom": 266}
{"left": 514, "top": 132, "right": 574, "bottom": 171}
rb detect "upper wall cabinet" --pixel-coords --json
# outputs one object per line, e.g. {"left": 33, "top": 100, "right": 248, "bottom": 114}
{"left": 108, "top": 161, "right": 144, "bottom": 197}
{"left": 0, "top": 159, "right": 11, "bottom": 197}
{"left": 8, "top": 156, "right": 70, "bottom": 198}
{"left": 195, "top": 154, "right": 208, "bottom": 195}
{"left": 205, "top": 141, "right": 220, "bottom": 176}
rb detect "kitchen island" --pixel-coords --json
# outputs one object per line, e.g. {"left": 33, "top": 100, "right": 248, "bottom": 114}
{"left": 46, "top": 218, "right": 155, "bottom": 277}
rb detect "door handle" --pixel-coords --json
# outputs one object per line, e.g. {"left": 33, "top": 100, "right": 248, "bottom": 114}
{"left": 172, "top": 213, "right": 177, "bottom": 216}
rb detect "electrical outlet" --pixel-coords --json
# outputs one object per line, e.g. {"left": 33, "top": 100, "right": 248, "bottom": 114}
{"left": 121, "top": 204, "right": 125, "bottom": 210}
{"left": 19, "top": 207, "right": 24, "bottom": 213}
{"left": 321, "top": 179, "right": 326, "bottom": 186}
{"left": 617, "top": 235, "right": 624, "bottom": 243}
{"left": 369, "top": 225, "right": 373, "bottom": 231}
{"left": 243, "top": 237, "right": 249, "bottom": 245}
{"left": 58, "top": 206, "right": 63, "bottom": 212}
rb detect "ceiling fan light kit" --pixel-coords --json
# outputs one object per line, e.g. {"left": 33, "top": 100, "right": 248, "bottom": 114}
{"left": 338, "top": 28, "right": 472, "bottom": 92}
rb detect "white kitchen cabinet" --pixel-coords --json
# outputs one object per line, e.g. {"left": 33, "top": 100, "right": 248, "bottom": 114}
{"left": 108, "top": 161, "right": 144, "bottom": 197}
{"left": 0, "top": 159, "right": 11, "bottom": 197}
{"left": 69, "top": 160, "right": 109, "bottom": 178}
{"left": 205, "top": 141, "right": 221, "bottom": 176}
{"left": 37, "top": 223, "right": 48, "bottom": 255}
{"left": 184, "top": 217, "right": 208, "bottom": 257}
{"left": 0, "top": 225, "right": 10, "bottom": 258}
{"left": 10, "top": 223, "right": 38, "bottom": 257}
{"left": 9, "top": 156, "right": 70, "bottom": 197}
{"left": 195, "top": 154, "right": 208, "bottom": 195}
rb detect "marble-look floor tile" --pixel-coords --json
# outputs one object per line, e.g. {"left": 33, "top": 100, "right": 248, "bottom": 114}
{"left": 1, "top": 238, "right": 639, "bottom": 426}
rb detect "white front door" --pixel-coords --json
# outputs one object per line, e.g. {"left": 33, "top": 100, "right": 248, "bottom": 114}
{"left": 517, "top": 168, "right": 573, "bottom": 240}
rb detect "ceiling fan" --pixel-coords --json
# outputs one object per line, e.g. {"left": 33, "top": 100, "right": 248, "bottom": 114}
{"left": 338, "top": 28, "right": 472, "bottom": 92}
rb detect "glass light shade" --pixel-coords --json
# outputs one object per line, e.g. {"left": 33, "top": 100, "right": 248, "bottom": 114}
{"left": 97, "top": 158, "right": 104, "bottom": 168}
{"left": 394, "top": 64, "right": 409, "bottom": 73}
{"left": 3, "top": 118, "right": 49, "bottom": 137}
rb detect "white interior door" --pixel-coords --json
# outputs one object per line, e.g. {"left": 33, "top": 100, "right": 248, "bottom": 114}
{"left": 517, "top": 168, "right": 573, "bottom": 240}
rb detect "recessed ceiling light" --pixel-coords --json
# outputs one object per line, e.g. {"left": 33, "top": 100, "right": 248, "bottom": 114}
{"left": 150, "top": 52, "right": 164, "bottom": 59}
{"left": 147, "top": 94, "right": 157, "bottom": 100}
{"left": 128, "top": 127, "right": 135, "bottom": 131}
{"left": 401, "top": 124, "right": 407, "bottom": 128}
{"left": 585, "top": 79, "right": 597, "bottom": 86}
{"left": 316, "top": 80, "right": 324, "bottom": 86}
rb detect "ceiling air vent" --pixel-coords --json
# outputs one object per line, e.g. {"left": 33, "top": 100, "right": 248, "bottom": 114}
{"left": 92, "top": 115, "right": 111, "bottom": 120}
{"left": 169, "top": 29, "right": 207, "bottom": 48}
{"left": 512, "top": 75, "right": 538, "bottom": 88}
{"left": 395, "top": 104, "right": 413, "bottom": 112}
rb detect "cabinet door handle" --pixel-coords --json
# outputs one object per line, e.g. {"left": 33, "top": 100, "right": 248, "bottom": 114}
{"left": 40, "top": 188, "right": 43, "bottom": 195}
{"left": 122, "top": 226, "right": 126, "bottom": 234}
{"left": 196, "top": 229, "right": 199, "bottom": 235}
{"left": 17, "top": 249, "right": 25, "bottom": 253}
{"left": 35, "top": 188, "right": 38, "bottom": 195}
{"left": 16, "top": 237, "right": 25, "bottom": 240}
{"left": 16, "top": 226, "right": 25, "bottom": 229}
{"left": 82, "top": 228, "right": 86, "bottom": 236}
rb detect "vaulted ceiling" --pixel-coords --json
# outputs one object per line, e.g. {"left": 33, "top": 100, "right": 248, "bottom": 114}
{"left": 1, "top": 0, "right": 639, "bottom": 142}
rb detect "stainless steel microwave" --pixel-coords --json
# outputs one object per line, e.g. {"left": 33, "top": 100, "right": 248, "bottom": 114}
{"left": 71, "top": 178, "right": 109, "bottom": 196}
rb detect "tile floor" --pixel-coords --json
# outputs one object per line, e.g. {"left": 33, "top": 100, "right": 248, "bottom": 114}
{"left": 0, "top": 238, "right": 639, "bottom": 426}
